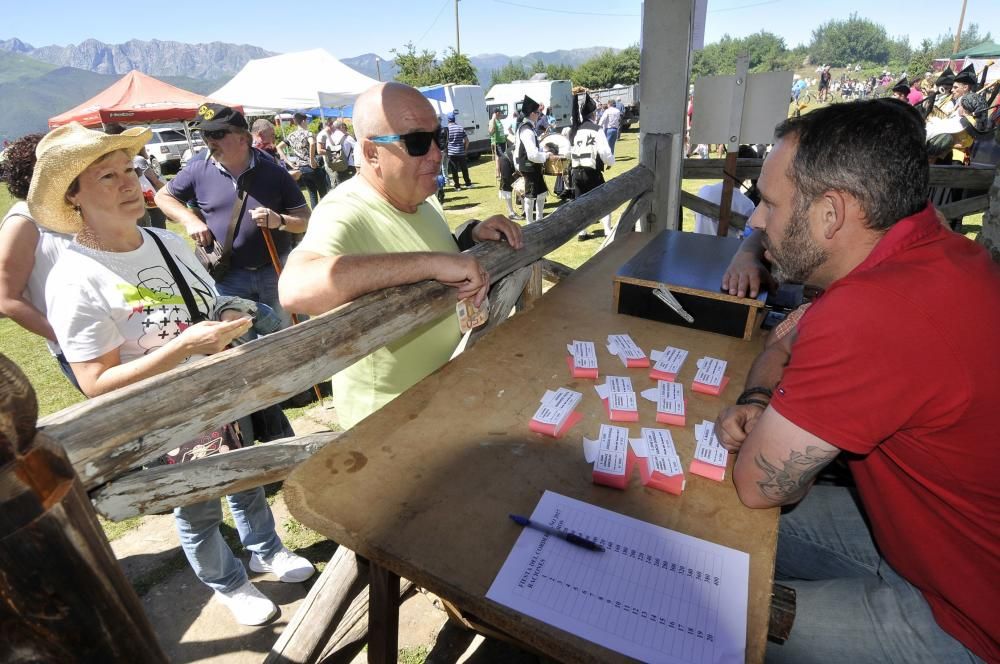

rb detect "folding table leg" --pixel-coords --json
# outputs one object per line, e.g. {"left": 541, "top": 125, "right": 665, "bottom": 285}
{"left": 367, "top": 562, "right": 400, "bottom": 664}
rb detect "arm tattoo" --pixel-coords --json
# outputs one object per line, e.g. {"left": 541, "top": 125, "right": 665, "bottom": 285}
{"left": 754, "top": 445, "right": 839, "bottom": 503}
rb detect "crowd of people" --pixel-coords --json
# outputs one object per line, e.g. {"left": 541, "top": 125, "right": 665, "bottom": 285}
{"left": 1, "top": 72, "right": 997, "bottom": 663}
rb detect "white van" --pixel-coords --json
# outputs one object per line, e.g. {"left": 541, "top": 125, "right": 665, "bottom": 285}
{"left": 485, "top": 79, "right": 573, "bottom": 129}
{"left": 420, "top": 84, "right": 490, "bottom": 158}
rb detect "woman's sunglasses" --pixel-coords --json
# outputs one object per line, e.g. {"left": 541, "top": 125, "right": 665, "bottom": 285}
{"left": 368, "top": 127, "right": 448, "bottom": 157}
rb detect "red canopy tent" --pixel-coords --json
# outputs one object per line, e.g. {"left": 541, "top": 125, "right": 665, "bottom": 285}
{"left": 48, "top": 70, "right": 241, "bottom": 128}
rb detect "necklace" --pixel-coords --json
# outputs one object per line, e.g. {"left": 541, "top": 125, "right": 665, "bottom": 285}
{"left": 74, "top": 225, "right": 109, "bottom": 252}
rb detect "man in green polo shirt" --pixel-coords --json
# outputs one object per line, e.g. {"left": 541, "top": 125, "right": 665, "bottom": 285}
{"left": 279, "top": 82, "right": 523, "bottom": 429}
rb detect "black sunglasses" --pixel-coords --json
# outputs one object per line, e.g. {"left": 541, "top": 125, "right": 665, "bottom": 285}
{"left": 202, "top": 129, "right": 230, "bottom": 140}
{"left": 369, "top": 127, "right": 448, "bottom": 157}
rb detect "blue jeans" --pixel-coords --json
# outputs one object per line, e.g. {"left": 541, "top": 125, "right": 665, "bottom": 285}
{"left": 216, "top": 260, "right": 291, "bottom": 330}
{"left": 605, "top": 127, "right": 619, "bottom": 154}
{"left": 174, "top": 487, "right": 282, "bottom": 593}
{"left": 216, "top": 261, "right": 295, "bottom": 443}
{"left": 768, "top": 486, "right": 983, "bottom": 663}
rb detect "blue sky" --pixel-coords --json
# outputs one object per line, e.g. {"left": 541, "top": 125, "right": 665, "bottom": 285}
{"left": 3, "top": 0, "right": 997, "bottom": 60}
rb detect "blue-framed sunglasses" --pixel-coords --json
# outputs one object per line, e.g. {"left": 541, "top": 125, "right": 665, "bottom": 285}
{"left": 369, "top": 127, "right": 448, "bottom": 157}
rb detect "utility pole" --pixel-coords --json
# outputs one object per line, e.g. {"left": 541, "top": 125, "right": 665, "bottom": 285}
{"left": 375, "top": 56, "right": 382, "bottom": 82}
{"left": 952, "top": 0, "right": 968, "bottom": 55}
{"left": 455, "top": 0, "right": 461, "bottom": 56}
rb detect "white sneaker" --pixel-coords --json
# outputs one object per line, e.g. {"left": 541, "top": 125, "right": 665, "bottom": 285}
{"left": 249, "top": 547, "right": 315, "bottom": 583}
{"left": 215, "top": 580, "right": 278, "bottom": 626}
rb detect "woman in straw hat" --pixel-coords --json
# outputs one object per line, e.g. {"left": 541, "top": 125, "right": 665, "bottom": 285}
{"left": 29, "top": 121, "right": 314, "bottom": 626}
{"left": 0, "top": 132, "right": 77, "bottom": 389}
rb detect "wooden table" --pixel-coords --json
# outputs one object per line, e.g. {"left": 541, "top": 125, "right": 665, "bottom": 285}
{"left": 285, "top": 233, "right": 779, "bottom": 663}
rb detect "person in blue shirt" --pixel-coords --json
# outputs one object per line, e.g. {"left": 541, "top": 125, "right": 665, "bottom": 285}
{"left": 446, "top": 111, "right": 473, "bottom": 190}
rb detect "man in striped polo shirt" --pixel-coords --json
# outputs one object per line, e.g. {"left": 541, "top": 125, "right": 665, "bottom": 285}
{"left": 446, "top": 111, "right": 473, "bottom": 190}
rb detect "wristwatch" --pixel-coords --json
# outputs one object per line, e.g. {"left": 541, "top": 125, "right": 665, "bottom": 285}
{"left": 276, "top": 212, "right": 287, "bottom": 232}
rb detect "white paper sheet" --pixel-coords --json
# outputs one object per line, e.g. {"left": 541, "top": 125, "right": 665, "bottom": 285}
{"left": 693, "top": 357, "right": 727, "bottom": 387}
{"left": 532, "top": 388, "right": 582, "bottom": 427}
{"left": 487, "top": 491, "right": 750, "bottom": 663}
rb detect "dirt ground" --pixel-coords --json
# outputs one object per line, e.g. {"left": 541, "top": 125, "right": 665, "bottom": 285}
{"left": 110, "top": 404, "right": 541, "bottom": 664}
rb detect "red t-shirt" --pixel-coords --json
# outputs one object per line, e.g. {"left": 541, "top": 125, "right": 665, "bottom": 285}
{"left": 771, "top": 205, "right": 1000, "bottom": 662}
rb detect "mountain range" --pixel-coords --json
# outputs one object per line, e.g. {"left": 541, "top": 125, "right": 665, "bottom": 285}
{"left": 0, "top": 38, "right": 616, "bottom": 141}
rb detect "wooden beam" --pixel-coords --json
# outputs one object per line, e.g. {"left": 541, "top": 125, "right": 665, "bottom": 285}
{"left": 91, "top": 432, "right": 341, "bottom": 521}
{"left": 316, "top": 579, "right": 414, "bottom": 663}
{"left": 41, "top": 165, "right": 654, "bottom": 491}
{"left": 367, "top": 563, "right": 400, "bottom": 664}
{"left": 539, "top": 258, "right": 573, "bottom": 283}
{"left": 469, "top": 266, "right": 532, "bottom": 347}
{"left": 265, "top": 546, "right": 367, "bottom": 664}
{"left": 680, "top": 190, "right": 750, "bottom": 230}
{"left": 681, "top": 159, "right": 995, "bottom": 191}
{"left": 0, "top": 355, "right": 166, "bottom": 663}
{"left": 928, "top": 164, "right": 996, "bottom": 189}
{"left": 937, "top": 194, "right": 990, "bottom": 219}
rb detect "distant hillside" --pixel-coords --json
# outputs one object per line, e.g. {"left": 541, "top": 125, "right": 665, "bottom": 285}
{"left": 342, "top": 46, "right": 619, "bottom": 88}
{"left": 0, "top": 51, "right": 229, "bottom": 141}
{"left": 0, "top": 39, "right": 616, "bottom": 140}
{"left": 0, "top": 38, "right": 273, "bottom": 80}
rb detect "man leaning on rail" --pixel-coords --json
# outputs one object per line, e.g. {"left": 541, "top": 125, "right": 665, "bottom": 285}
{"left": 714, "top": 98, "right": 1000, "bottom": 663}
{"left": 278, "top": 82, "right": 524, "bottom": 430}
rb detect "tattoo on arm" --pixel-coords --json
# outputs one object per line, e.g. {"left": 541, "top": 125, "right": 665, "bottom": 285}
{"left": 754, "top": 445, "right": 839, "bottom": 504}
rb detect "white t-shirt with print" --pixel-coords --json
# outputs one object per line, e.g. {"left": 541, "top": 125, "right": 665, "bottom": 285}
{"left": 46, "top": 228, "right": 217, "bottom": 364}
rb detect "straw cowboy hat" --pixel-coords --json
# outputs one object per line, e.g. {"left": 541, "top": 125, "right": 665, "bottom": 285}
{"left": 27, "top": 122, "right": 151, "bottom": 235}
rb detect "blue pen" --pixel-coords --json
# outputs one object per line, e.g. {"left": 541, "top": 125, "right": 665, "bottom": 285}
{"left": 509, "top": 514, "right": 605, "bottom": 552}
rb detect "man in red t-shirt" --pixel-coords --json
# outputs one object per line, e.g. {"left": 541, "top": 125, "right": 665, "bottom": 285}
{"left": 716, "top": 99, "right": 1000, "bottom": 663}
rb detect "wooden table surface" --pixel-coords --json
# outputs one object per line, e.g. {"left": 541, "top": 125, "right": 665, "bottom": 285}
{"left": 285, "top": 233, "right": 779, "bottom": 663}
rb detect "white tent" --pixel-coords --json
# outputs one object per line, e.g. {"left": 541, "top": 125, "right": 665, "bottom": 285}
{"left": 210, "top": 48, "right": 379, "bottom": 115}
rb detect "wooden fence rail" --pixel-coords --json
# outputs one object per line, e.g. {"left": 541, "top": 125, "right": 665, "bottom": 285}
{"left": 39, "top": 164, "right": 654, "bottom": 497}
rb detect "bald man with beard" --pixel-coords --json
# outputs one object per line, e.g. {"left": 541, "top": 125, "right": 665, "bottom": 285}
{"left": 279, "top": 82, "right": 523, "bottom": 429}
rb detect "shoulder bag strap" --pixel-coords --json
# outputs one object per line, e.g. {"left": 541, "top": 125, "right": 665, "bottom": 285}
{"left": 143, "top": 228, "right": 208, "bottom": 324}
{"left": 219, "top": 167, "right": 255, "bottom": 272}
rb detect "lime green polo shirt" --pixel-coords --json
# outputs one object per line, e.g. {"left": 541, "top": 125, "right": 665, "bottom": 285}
{"left": 293, "top": 176, "right": 461, "bottom": 429}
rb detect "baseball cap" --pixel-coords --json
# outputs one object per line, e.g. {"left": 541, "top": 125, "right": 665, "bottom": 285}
{"left": 190, "top": 103, "right": 248, "bottom": 132}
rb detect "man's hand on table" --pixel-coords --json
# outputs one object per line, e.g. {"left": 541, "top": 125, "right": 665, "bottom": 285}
{"left": 721, "top": 253, "right": 775, "bottom": 299}
{"left": 472, "top": 214, "right": 524, "bottom": 249}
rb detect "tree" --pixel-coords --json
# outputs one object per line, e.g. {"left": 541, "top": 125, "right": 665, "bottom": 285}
{"left": 933, "top": 23, "right": 993, "bottom": 55}
{"left": 438, "top": 48, "right": 478, "bottom": 85}
{"left": 490, "top": 60, "right": 529, "bottom": 86}
{"left": 809, "top": 13, "right": 891, "bottom": 66}
{"left": 691, "top": 32, "right": 787, "bottom": 78}
{"left": 391, "top": 42, "right": 438, "bottom": 87}
{"left": 574, "top": 45, "right": 640, "bottom": 89}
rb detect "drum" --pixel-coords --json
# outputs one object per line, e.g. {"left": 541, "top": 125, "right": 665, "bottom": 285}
{"left": 539, "top": 133, "right": 571, "bottom": 176}
{"left": 512, "top": 176, "right": 526, "bottom": 206}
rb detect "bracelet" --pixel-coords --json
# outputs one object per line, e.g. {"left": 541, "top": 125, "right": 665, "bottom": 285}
{"left": 737, "top": 386, "right": 773, "bottom": 403}
{"left": 738, "top": 398, "right": 770, "bottom": 410}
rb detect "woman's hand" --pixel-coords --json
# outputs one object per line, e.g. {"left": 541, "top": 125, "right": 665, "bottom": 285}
{"left": 177, "top": 318, "right": 252, "bottom": 356}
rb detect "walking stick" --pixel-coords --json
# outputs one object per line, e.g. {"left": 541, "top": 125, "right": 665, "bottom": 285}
{"left": 261, "top": 225, "right": 325, "bottom": 405}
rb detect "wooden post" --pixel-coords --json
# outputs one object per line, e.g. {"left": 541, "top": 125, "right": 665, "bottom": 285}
{"left": 717, "top": 150, "right": 738, "bottom": 237}
{"left": 0, "top": 354, "right": 166, "bottom": 663}
{"left": 976, "top": 165, "right": 1000, "bottom": 264}
{"left": 516, "top": 261, "right": 544, "bottom": 311}
{"left": 639, "top": 0, "right": 694, "bottom": 232}
{"left": 367, "top": 563, "right": 400, "bottom": 664}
